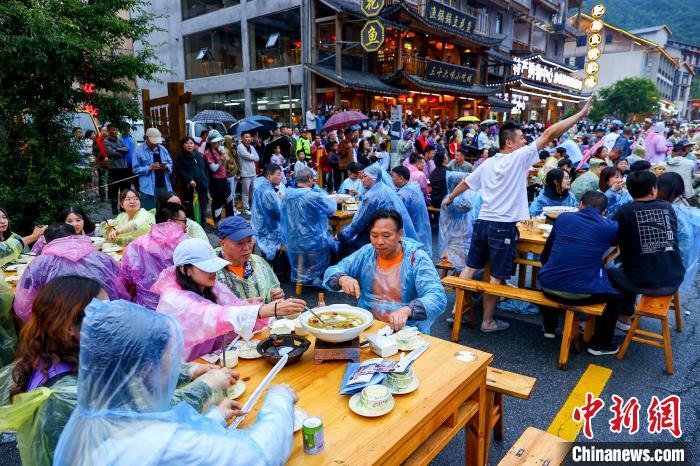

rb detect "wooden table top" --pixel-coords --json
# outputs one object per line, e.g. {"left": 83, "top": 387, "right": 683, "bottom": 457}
{"left": 331, "top": 209, "right": 356, "bottom": 220}
{"left": 228, "top": 323, "right": 492, "bottom": 465}
{"left": 517, "top": 224, "right": 548, "bottom": 246}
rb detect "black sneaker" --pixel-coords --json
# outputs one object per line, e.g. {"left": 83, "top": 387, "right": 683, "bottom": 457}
{"left": 587, "top": 344, "right": 620, "bottom": 356}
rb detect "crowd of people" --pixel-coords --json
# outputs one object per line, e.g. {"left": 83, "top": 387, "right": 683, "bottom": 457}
{"left": 0, "top": 99, "right": 699, "bottom": 465}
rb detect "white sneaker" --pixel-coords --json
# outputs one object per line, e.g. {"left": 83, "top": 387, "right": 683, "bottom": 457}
{"left": 244, "top": 209, "right": 251, "bottom": 216}
{"left": 543, "top": 332, "right": 556, "bottom": 339}
{"left": 615, "top": 320, "right": 631, "bottom": 332}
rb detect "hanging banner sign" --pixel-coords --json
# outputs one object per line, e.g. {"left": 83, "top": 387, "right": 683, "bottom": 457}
{"left": 425, "top": 60, "right": 475, "bottom": 87}
{"left": 361, "top": 19, "right": 385, "bottom": 53}
{"left": 360, "top": 0, "right": 385, "bottom": 17}
{"left": 426, "top": 0, "right": 476, "bottom": 36}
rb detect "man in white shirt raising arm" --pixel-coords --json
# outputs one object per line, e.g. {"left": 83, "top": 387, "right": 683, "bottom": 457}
{"left": 442, "top": 98, "right": 592, "bottom": 332}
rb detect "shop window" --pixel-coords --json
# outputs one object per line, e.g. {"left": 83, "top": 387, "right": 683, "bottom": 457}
{"left": 574, "top": 56, "right": 585, "bottom": 70}
{"left": 495, "top": 13, "right": 504, "bottom": 35}
{"left": 181, "top": 0, "right": 239, "bottom": 21}
{"left": 576, "top": 36, "right": 587, "bottom": 47}
{"left": 183, "top": 23, "right": 243, "bottom": 79}
{"left": 189, "top": 90, "right": 245, "bottom": 121}
{"left": 252, "top": 85, "right": 302, "bottom": 125}
{"left": 605, "top": 34, "right": 613, "bottom": 44}
{"left": 249, "top": 8, "right": 302, "bottom": 71}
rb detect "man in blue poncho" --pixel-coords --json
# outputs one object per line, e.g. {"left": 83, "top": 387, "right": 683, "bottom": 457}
{"left": 324, "top": 209, "right": 446, "bottom": 334}
{"left": 556, "top": 132, "right": 583, "bottom": 167}
{"left": 391, "top": 165, "right": 433, "bottom": 257}
{"left": 336, "top": 163, "right": 418, "bottom": 256}
{"left": 251, "top": 164, "right": 283, "bottom": 262}
{"left": 281, "top": 167, "right": 337, "bottom": 286}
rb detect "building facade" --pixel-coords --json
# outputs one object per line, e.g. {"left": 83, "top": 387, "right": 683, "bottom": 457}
{"left": 305, "top": 0, "right": 584, "bottom": 125}
{"left": 135, "top": 0, "right": 585, "bottom": 126}
{"left": 135, "top": 0, "right": 306, "bottom": 125}
{"left": 564, "top": 16, "right": 699, "bottom": 120}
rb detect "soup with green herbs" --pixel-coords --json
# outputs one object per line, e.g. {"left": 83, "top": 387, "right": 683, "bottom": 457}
{"left": 307, "top": 311, "right": 365, "bottom": 330}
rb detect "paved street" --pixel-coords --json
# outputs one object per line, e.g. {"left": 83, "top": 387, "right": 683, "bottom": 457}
{"left": 1, "top": 221, "right": 697, "bottom": 465}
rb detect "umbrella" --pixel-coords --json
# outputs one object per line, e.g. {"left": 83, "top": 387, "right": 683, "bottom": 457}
{"left": 481, "top": 119, "right": 498, "bottom": 126}
{"left": 192, "top": 109, "right": 237, "bottom": 124}
{"left": 322, "top": 111, "right": 369, "bottom": 131}
{"left": 457, "top": 116, "right": 480, "bottom": 122}
{"left": 230, "top": 119, "right": 263, "bottom": 135}
{"left": 248, "top": 115, "right": 278, "bottom": 131}
{"left": 611, "top": 119, "right": 623, "bottom": 126}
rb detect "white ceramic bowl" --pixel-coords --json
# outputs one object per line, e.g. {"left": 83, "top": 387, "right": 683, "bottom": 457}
{"left": 299, "top": 304, "right": 373, "bottom": 343}
{"left": 91, "top": 237, "right": 105, "bottom": 250}
{"left": 537, "top": 224, "right": 553, "bottom": 233}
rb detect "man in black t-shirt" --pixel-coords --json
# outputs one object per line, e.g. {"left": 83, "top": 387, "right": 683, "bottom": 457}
{"left": 608, "top": 170, "right": 685, "bottom": 330}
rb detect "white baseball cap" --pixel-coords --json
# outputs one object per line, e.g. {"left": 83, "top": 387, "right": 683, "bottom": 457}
{"left": 145, "top": 127, "right": 163, "bottom": 144}
{"left": 173, "top": 238, "right": 230, "bottom": 273}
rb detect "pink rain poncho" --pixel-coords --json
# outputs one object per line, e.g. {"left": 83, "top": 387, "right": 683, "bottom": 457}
{"left": 645, "top": 123, "right": 669, "bottom": 165}
{"left": 13, "top": 236, "right": 129, "bottom": 322}
{"left": 120, "top": 222, "right": 188, "bottom": 309}
{"left": 151, "top": 266, "right": 267, "bottom": 361}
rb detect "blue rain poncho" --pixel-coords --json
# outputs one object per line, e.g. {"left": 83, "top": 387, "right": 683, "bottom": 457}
{"left": 438, "top": 173, "right": 482, "bottom": 272}
{"left": 602, "top": 188, "right": 632, "bottom": 219}
{"left": 323, "top": 238, "right": 446, "bottom": 334}
{"left": 337, "top": 163, "right": 418, "bottom": 248}
{"left": 673, "top": 204, "right": 700, "bottom": 293}
{"left": 281, "top": 185, "right": 338, "bottom": 284}
{"left": 396, "top": 181, "right": 433, "bottom": 257}
{"left": 53, "top": 299, "right": 295, "bottom": 466}
{"left": 529, "top": 188, "right": 578, "bottom": 216}
{"left": 557, "top": 133, "right": 583, "bottom": 166}
{"left": 251, "top": 177, "right": 282, "bottom": 260}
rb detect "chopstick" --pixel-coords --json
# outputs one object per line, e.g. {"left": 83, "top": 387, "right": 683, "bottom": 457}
{"left": 304, "top": 305, "right": 331, "bottom": 328}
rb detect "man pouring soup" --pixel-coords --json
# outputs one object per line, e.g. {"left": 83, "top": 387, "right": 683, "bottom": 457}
{"left": 323, "top": 209, "right": 446, "bottom": 334}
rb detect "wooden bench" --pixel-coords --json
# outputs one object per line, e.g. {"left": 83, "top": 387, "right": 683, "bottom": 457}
{"left": 617, "top": 294, "right": 676, "bottom": 374}
{"left": 485, "top": 368, "right": 537, "bottom": 463}
{"left": 435, "top": 258, "right": 456, "bottom": 279}
{"left": 442, "top": 276, "right": 605, "bottom": 370}
{"left": 498, "top": 427, "right": 570, "bottom": 466}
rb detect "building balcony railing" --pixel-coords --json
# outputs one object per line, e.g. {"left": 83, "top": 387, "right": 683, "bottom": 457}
{"left": 551, "top": 15, "right": 579, "bottom": 36}
{"left": 512, "top": 0, "right": 532, "bottom": 9}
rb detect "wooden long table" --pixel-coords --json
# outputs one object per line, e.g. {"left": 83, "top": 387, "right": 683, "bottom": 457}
{"left": 329, "top": 210, "right": 355, "bottom": 234}
{"left": 228, "top": 323, "right": 493, "bottom": 465}
{"left": 514, "top": 224, "right": 548, "bottom": 288}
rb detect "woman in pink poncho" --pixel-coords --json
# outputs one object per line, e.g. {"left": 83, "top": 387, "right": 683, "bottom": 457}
{"left": 645, "top": 121, "right": 669, "bottom": 165}
{"left": 13, "top": 224, "right": 129, "bottom": 322}
{"left": 151, "top": 238, "right": 306, "bottom": 361}
{"left": 120, "top": 203, "right": 189, "bottom": 309}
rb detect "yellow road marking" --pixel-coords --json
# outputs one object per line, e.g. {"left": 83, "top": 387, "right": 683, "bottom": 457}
{"left": 547, "top": 363, "right": 612, "bottom": 441}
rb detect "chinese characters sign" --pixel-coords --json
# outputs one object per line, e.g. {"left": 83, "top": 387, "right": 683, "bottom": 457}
{"left": 361, "top": 20, "right": 385, "bottom": 53}
{"left": 573, "top": 392, "right": 682, "bottom": 439}
{"left": 426, "top": 0, "right": 475, "bottom": 36}
{"left": 425, "top": 60, "right": 475, "bottom": 87}
{"left": 512, "top": 56, "right": 583, "bottom": 91}
{"left": 360, "top": 0, "right": 385, "bottom": 18}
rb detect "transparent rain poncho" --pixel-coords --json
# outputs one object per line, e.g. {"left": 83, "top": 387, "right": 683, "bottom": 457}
{"left": 151, "top": 267, "right": 266, "bottom": 361}
{"left": 323, "top": 238, "right": 446, "bottom": 334}
{"left": 337, "top": 163, "right": 418, "bottom": 247}
{"left": 251, "top": 177, "right": 282, "bottom": 260}
{"left": 0, "top": 233, "right": 24, "bottom": 267}
{"left": 120, "top": 222, "right": 189, "bottom": 309}
{"left": 52, "top": 299, "right": 294, "bottom": 466}
{"left": 0, "top": 273, "right": 16, "bottom": 366}
{"left": 396, "top": 181, "right": 433, "bottom": 257}
{"left": 673, "top": 204, "right": 700, "bottom": 294}
{"left": 101, "top": 209, "right": 155, "bottom": 246}
{"left": 438, "top": 173, "right": 482, "bottom": 272}
{"left": 13, "top": 235, "right": 130, "bottom": 322}
{"left": 280, "top": 185, "right": 338, "bottom": 284}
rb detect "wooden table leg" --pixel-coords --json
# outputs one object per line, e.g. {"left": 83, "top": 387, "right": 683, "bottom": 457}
{"left": 558, "top": 310, "right": 575, "bottom": 370}
{"left": 464, "top": 370, "right": 488, "bottom": 466}
{"left": 483, "top": 391, "right": 496, "bottom": 466}
{"left": 452, "top": 290, "right": 464, "bottom": 342}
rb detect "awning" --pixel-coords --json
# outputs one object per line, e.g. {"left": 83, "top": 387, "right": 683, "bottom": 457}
{"left": 487, "top": 49, "right": 515, "bottom": 65}
{"left": 488, "top": 95, "right": 514, "bottom": 112}
{"left": 506, "top": 78, "right": 587, "bottom": 102}
{"left": 318, "top": 0, "right": 408, "bottom": 31}
{"left": 305, "top": 64, "right": 403, "bottom": 96}
{"left": 384, "top": 71, "right": 497, "bottom": 97}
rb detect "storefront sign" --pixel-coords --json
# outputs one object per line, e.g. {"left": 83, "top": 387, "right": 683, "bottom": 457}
{"left": 361, "top": 20, "right": 385, "bottom": 52}
{"left": 426, "top": 0, "right": 475, "bottom": 36}
{"left": 425, "top": 60, "right": 475, "bottom": 87}
{"left": 360, "top": 0, "right": 385, "bottom": 17}
{"left": 512, "top": 56, "right": 583, "bottom": 91}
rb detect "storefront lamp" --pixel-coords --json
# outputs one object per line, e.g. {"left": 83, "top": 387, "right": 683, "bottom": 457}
{"left": 557, "top": 101, "right": 563, "bottom": 107}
